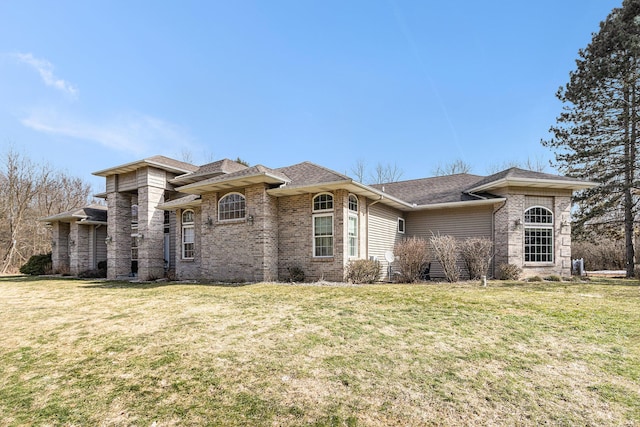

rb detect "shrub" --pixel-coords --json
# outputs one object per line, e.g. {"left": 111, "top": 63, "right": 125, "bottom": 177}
{"left": 527, "top": 276, "right": 543, "bottom": 282}
{"left": 78, "top": 260, "right": 107, "bottom": 279}
{"left": 572, "top": 239, "right": 625, "bottom": 271}
{"left": 430, "top": 234, "right": 460, "bottom": 282}
{"left": 287, "top": 266, "right": 305, "bottom": 282}
{"left": 545, "top": 275, "right": 562, "bottom": 282}
{"left": 345, "top": 259, "right": 381, "bottom": 284}
{"left": 19, "top": 253, "right": 52, "bottom": 276}
{"left": 394, "top": 237, "right": 430, "bottom": 283}
{"left": 459, "top": 237, "right": 493, "bottom": 279}
{"left": 497, "top": 263, "right": 522, "bottom": 281}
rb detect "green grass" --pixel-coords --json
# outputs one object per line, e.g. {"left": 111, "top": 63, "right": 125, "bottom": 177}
{"left": 0, "top": 276, "right": 639, "bottom": 426}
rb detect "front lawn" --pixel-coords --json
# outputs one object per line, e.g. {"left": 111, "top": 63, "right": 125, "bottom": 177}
{"left": 0, "top": 277, "right": 638, "bottom": 426}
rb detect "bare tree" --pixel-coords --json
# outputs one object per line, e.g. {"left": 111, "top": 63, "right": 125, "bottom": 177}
{"left": 432, "top": 159, "right": 473, "bottom": 176}
{"left": 369, "top": 162, "right": 404, "bottom": 184}
{"left": 349, "top": 160, "right": 404, "bottom": 184}
{"left": 0, "top": 148, "right": 94, "bottom": 273}
{"left": 486, "top": 156, "right": 549, "bottom": 174}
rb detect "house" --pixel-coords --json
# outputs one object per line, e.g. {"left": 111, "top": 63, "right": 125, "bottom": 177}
{"left": 42, "top": 155, "right": 596, "bottom": 282}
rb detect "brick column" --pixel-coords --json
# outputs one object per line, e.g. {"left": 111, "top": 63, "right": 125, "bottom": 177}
{"left": 51, "top": 222, "right": 70, "bottom": 274}
{"left": 107, "top": 191, "right": 132, "bottom": 279}
{"left": 493, "top": 195, "right": 525, "bottom": 274}
{"left": 555, "top": 196, "right": 572, "bottom": 276}
{"left": 69, "top": 222, "right": 90, "bottom": 275}
{"left": 137, "top": 185, "right": 165, "bottom": 280}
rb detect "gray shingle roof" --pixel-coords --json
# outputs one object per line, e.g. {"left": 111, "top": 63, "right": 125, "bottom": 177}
{"left": 40, "top": 204, "right": 108, "bottom": 223}
{"left": 274, "top": 162, "right": 351, "bottom": 187}
{"left": 172, "top": 159, "right": 249, "bottom": 183}
{"left": 371, "top": 174, "right": 486, "bottom": 205}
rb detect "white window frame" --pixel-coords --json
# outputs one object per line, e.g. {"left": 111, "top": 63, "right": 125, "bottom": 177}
{"left": 313, "top": 193, "right": 334, "bottom": 257}
{"left": 218, "top": 192, "right": 246, "bottom": 221}
{"left": 348, "top": 194, "right": 358, "bottom": 258}
{"left": 182, "top": 209, "right": 195, "bottom": 260}
{"left": 524, "top": 206, "right": 554, "bottom": 263}
{"left": 398, "top": 217, "right": 405, "bottom": 234}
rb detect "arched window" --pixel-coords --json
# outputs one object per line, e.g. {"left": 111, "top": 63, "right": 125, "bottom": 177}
{"left": 524, "top": 206, "right": 553, "bottom": 263}
{"left": 218, "top": 193, "right": 246, "bottom": 221}
{"left": 313, "top": 193, "right": 334, "bottom": 257}
{"left": 182, "top": 209, "right": 195, "bottom": 259}
{"left": 348, "top": 195, "right": 358, "bottom": 257}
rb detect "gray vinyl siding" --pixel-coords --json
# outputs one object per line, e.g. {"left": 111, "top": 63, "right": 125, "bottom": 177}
{"left": 95, "top": 225, "right": 108, "bottom": 267}
{"left": 406, "top": 205, "right": 494, "bottom": 279}
{"left": 367, "top": 202, "right": 404, "bottom": 280}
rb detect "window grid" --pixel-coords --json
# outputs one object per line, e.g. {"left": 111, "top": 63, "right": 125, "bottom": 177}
{"left": 313, "top": 193, "right": 333, "bottom": 212}
{"left": 218, "top": 193, "right": 246, "bottom": 221}
{"left": 524, "top": 206, "right": 554, "bottom": 263}
{"left": 182, "top": 209, "right": 195, "bottom": 259}
{"left": 348, "top": 195, "right": 358, "bottom": 212}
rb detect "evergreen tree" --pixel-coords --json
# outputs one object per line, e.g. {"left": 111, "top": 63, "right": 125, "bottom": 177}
{"left": 543, "top": 0, "right": 640, "bottom": 277}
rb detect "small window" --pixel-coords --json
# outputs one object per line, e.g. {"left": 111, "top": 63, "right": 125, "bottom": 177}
{"left": 182, "top": 209, "right": 195, "bottom": 259}
{"left": 313, "top": 214, "right": 334, "bottom": 257}
{"left": 218, "top": 193, "right": 246, "bottom": 221}
{"left": 313, "top": 193, "right": 333, "bottom": 212}
{"left": 398, "top": 218, "right": 405, "bottom": 234}
{"left": 348, "top": 194, "right": 358, "bottom": 212}
{"left": 348, "top": 214, "right": 358, "bottom": 257}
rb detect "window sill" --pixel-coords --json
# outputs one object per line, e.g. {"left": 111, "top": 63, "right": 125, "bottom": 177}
{"left": 312, "top": 257, "right": 335, "bottom": 262}
{"left": 523, "top": 263, "right": 555, "bottom": 267}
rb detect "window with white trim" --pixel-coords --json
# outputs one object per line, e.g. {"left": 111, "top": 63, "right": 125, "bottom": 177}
{"left": 524, "top": 206, "right": 553, "bottom": 263}
{"left": 182, "top": 209, "right": 195, "bottom": 259}
{"left": 348, "top": 195, "right": 358, "bottom": 257}
{"left": 313, "top": 193, "right": 334, "bottom": 257}
{"left": 398, "top": 217, "right": 405, "bottom": 234}
{"left": 218, "top": 193, "right": 246, "bottom": 221}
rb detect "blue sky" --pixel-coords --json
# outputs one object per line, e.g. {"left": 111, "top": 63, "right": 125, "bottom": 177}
{"left": 0, "top": 0, "right": 622, "bottom": 191}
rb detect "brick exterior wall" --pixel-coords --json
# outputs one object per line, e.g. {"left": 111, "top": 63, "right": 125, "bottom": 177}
{"left": 175, "top": 207, "right": 202, "bottom": 280}
{"left": 277, "top": 190, "right": 346, "bottom": 282}
{"left": 493, "top": 190, "right": 572, "bottom": 278}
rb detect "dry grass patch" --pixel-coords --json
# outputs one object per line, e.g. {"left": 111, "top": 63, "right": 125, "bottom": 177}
{"left": 0, "top": 277, "right": 639, "bottom": 426}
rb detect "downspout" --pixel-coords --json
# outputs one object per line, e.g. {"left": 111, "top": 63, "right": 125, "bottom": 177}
{"left": 365, "top": 196, "right": 383, "bottom": 260}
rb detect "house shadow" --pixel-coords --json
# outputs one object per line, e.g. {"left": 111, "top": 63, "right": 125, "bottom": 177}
{"left": 79, "top": 280, "right": 257, "bottom": 290}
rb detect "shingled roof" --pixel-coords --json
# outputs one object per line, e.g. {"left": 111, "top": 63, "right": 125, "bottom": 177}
{"left": 171, "top": 159, "right": 249, "bottom": 184}
{"left": 465, "top": 167, "right": 597, "bottom": 193}
{"left": 273, "top": 162, "right": 351, "bottom": 188}
{"left": 176, "top": 164, "right": 291, "bottom": 194}
{"left": 40, "top": 204, "right": 108, "bottom": 224}
{"left": 371, "top": 174, "right": 487, "bottom": 205}
{"left": 93, "top": 155, "right": 198, "bottom": 177}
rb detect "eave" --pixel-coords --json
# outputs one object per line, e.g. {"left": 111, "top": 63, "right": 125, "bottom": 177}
{"left": 411, "top": 197, "right": 507, "bottom": 211}
{"left": 467, "top": 177, "right": 598, "bottom": 193}
{"left": 93, "top": 159, "right": 196, "bottom": 177}
{"left": 267, "top": 180, "right": 414, "bottom": 211}
{"left": 176, "top": 172, "right": 289, "bottom": 194}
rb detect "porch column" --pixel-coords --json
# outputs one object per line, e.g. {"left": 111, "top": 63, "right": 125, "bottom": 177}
{"left": 137, "top": 184, "right": 165, "bottom": 281}
{"left": 107, "top": 191, "right": 132, "bottom": 279}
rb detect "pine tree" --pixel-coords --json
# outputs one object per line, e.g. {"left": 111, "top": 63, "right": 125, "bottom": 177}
{"left": 543, "top": 0, "right": 640, "bottom": 277}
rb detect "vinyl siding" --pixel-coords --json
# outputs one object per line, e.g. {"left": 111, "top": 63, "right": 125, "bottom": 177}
{"left": 367, "top": 203, "right": 403, "bottom": 280}
{"left": 406, "top": 205, "right": 493, "bottom": 279}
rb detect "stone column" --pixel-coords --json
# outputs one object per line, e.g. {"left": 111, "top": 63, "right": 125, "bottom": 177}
{"left": 555, "top": 196, "right": 572, "bottom": 276}
{"left": 137, "top": 184, "right": 166, "bottom": 280}
{"left": 107, "top": 191, "right": 132, "bottom": 279}
{"left": 51, "top": 222, "right": 70, "bottom": 274}
{"left": 493, "top": 195, "right": 525, "bottom": 274}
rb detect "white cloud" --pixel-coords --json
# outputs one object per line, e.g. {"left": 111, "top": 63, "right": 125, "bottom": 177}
{"left": 21, "top": 109, "right": 195, "bottom": 155}
{"left": 14, "top": 53, "right": 78, "bottom": 97}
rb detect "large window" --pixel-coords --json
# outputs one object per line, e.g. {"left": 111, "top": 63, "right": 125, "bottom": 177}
{"left": 348, "top": 195, "right": 358, "bottom": 257}
{"left": 524, "top": 206, "right": 553, "bottom": 263}
{"left": 182, "top": 209, "right": 195, "bottom": 259}
{"left": 218, "top": 193, "right": 246, "bottom": 221}
{"left": 313, "top": 193, "right": 334, "bottom": 257}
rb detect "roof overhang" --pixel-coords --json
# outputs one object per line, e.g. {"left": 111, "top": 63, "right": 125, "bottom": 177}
{"left": 467, "top": 177, "right": 598, "bottom": 193}
{"left": 93, "top": 159, "right": 195, "bottom": 177}
{"left": 156, "top": 195, "right": 202, "bottom": 210}
{"left": 176, "top": 172, "right": 290, "bottom": 194}
{"left": 411, "top": 197, "right": 507, "bottom": 211}
{"left": 268, "top": 180, "right": 414, "bottom": 211}
{"left": 39, "top": 213, "right": 107, "bottom": 225}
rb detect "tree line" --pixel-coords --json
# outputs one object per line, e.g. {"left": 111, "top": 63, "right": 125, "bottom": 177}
{"left": 0, "top": 148, "right": 95, "bottom": 274}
